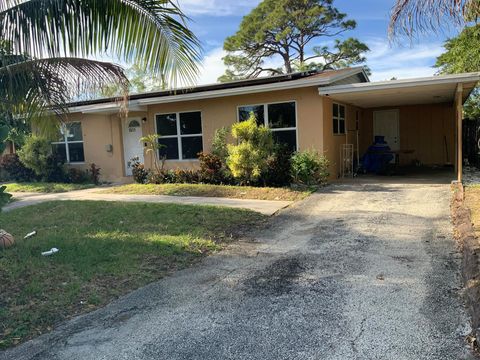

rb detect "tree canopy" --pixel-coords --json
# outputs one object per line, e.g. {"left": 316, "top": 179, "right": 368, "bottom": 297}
{"left": 218, "top": 0, "right": 368, "bottom": 82}
{"left": 435, "top": 24, "right": 480, "bottom": 119}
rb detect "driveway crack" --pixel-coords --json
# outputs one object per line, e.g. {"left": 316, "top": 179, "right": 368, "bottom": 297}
{"left": 351, "top": 317, "right": 367, "bottom": 355}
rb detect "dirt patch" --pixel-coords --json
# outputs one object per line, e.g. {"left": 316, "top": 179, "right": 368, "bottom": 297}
{"left": 451, "top": 182, "right": 480, "bottom": 348}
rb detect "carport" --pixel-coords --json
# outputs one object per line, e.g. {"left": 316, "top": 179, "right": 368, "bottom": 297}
{"left": 319, "top": 73, "right": 480, "bottom": 182}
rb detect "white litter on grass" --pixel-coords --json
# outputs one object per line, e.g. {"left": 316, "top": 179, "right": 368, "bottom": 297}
{"left": 41, "top": 247, "right": 59, "bottom": 256}
{"left": 24, "top": 231, "right": 37, "bottom": 239}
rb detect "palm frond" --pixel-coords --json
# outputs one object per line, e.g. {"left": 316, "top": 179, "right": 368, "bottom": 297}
{"left": 389, "top": 0, "right": 479, "bottom": 37}
{"left": 0, "top": 0, "right": 201, "bottom": 86}
{"left": 0, "top": 57, "right": 129, "bottom": 120}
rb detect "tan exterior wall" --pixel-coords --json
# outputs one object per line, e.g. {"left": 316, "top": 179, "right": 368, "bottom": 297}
{"left": 360, "top": 103, "right": 455, "bottom": 166}
{"left": 67, "top": 87, "right": 325, "bottom": 181}
{"left": 322, "top": 97, "right": 363, "bottom": 179}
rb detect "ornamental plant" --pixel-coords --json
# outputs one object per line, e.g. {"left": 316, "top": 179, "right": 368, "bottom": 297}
{"left": 226, "top": 114, "right": 274, "bottom": 184}
{"left": 291, "top": 149, "right": 330, "bottom": 185}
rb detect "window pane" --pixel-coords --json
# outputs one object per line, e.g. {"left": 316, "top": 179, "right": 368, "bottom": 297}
{"left": 66, "top": 122, "right": 83, "bottom": 141}
{"left": 239, "top": 105, "right": 264, "bottom": 126}
{"left": 179, "top": 112, "right": 202, "bottom": 135}
{"left": 268, "top": 102, "right": 296, "bottom": 129}
{"left": 333, "top": 118, "right": 339, "bottom": 134}
{"left": 158, "top": 138, "right": 179, "bottom": 160}
{"left": 272, "top": 130, "right": 297, "bottom": 151}
{"left": 339, "top": 119, "right": 345, "bottom": 134}
{"left": 333, "top": 103, "right": 339, "bottom": 117}
{"left": 52, "top": 143, "right": 67, "bottom": 162}
{"left": 339, "top": 105, "right": 345, "bottom": 119}
{"left": 68, "top": 143, "right": 85, "bottom": 163}
{"left": 156, "top": 113, "right": 177, "bottom": 136}
{"left": 181, "top": 136, "right": 203, "bottom": 159}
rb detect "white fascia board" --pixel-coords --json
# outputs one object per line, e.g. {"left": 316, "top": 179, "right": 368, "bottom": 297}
{"left": 318, "top": 72, "right": 480, "bottom": 95}
{"left": 69, "top": 101, "right": 147, "bottom": 114}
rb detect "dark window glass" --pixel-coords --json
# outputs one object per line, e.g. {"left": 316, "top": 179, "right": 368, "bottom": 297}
{"left": 339, "top": 119, "right": 345, "bottom": 134}
{"left": 158, "top": 138, "right": 179, "bottom": 160}
{"left": 239, "top": 105, "right": 264, "bottom": 126}
{"left": 68, "top": 143, "right": 85, "bottom": 163}
{"left": 268, "top": 102, "right": 296, "bottom": 129}
{"left": 333, "top": 118, "right": 339, "bottom": 134}
{"left": 339, "top": 104, "right": 345, "bottom": 118}
{"left": 156, "top": 113, "right": 177, "bottom": 136}
{"left": 52, "top": 143, "right": 67, "bottom": 162}
{"left": 333, "top": 103, "right": 339, "bottom": 117}
{"left": 179, "top": 112, "right": 202, "bottom": 135}
{"left": 181, "top": 136, "right": 203, "bottom": 159}
{"left": 66, "top": 122, "right": 83, "bottom": 141}
{"left": 272, "top": 130, "right": 297, "bottom": 151}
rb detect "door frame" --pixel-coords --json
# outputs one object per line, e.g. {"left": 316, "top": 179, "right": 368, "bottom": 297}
{"left": 122, "top": 117, "right": 144, "bottom": 176}
{"left": 373, "top": 109, "right": 400, "bottom": 150}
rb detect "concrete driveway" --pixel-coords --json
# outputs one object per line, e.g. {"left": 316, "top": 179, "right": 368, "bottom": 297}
{"left": 1, "top": 180, "right": 474, "bottom": 360}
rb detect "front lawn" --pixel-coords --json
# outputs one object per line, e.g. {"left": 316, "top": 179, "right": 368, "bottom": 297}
{"left": 102, "top": 183, "right": 313, "bottom": 201}
{"left": 0, "top": 201, "right": 263, "bottom": 349}
{"left": 3, "top": 182, "right": 95, "bottom": 193}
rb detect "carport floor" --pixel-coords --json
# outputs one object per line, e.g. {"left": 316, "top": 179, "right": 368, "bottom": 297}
{"left": 1, "top": 181, "right": 474, "bottom": 360}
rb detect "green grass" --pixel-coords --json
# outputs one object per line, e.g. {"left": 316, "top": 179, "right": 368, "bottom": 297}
{"left": 4, "top": 182, "right": 95, "bottom": 194}
{"left": 102, "top": 183, "right": 313, "bottom": 201}
{"left": 0, "top": 201, "right": 264, "bottom": 349}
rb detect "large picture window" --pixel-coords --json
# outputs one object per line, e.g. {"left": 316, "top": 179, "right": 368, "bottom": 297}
{"left": 52, "top": 122, "right": 85, "bottom": 163}
{"left": 155, "top": 111, "right": 203, "bottom": 160}
{"left": 333, "top": 103, "right": 346, "bottom": 135}
{"left": 238, "top": 101, "right": 297, "bottom": 151}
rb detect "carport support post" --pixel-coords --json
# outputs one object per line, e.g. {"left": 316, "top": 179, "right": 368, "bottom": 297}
{"left": 455, "top": 83, "right": 463, "bottom": 183}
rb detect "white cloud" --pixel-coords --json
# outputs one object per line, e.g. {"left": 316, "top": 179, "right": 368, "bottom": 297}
{"left": 197, "top": 47, "right": 227, "bottom": 84}
{"left": 179, "top": 0, "right": 260, "bottom": 17}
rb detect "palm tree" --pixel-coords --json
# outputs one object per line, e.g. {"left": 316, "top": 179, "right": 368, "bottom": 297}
{"left": 0, "top": 0, "right": 201, "bottom": 120}
{"left": 389, "top": 0, "right": 480, "bottom": 37}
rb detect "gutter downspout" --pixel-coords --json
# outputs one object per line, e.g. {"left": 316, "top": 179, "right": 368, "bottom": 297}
{"left": 456, "top": 83, "right": 464, "bottom": 183}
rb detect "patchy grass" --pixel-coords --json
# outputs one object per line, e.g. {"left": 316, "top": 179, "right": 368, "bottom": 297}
{"left": 4, "top": 182, "right": 95, "bottom": 194}
{"left": 102, "top": 183, "right": 313, "bottom": 201}
{"left": 0, "top": 201, "right": 263, "bottom": 349}
{"left": 465, "top": 185, "right": 480, "bottom": 237}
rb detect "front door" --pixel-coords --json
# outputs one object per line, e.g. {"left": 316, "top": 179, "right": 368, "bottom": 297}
{"left": 123, "top": 118, "right": 144, "bottom": 176}
{"left": 373, "top": 109, "right": 400, "bottom": 151}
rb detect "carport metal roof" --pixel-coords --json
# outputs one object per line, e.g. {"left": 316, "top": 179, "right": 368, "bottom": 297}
{"left": 318, "top": 72, "right": 480, "bottom": 108}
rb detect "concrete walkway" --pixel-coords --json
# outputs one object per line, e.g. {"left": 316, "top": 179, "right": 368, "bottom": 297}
{"left": 5, "top": 188, "right": 291, "bottom": 215}
{"left": 1, "top": 180, "right": 473, "bottom": 360}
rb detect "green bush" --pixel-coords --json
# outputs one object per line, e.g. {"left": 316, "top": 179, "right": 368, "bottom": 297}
{"left": 198, "top": 152, "right": 232, "bottom": 184}
{"left": 130, "top": 156, "right": 149, "bottom": 184}
{"left": 262, "top": 144, "right": 293, "bottom": 187}
{"left": 17, "top": 135, "right": 51, "bottom": 177}
{"left": 211, "top": 127, "right": 229, "bottom": 164}
{"left": 291, "top": 149, "right": 329, "bottom": 185}
{"left": 0, "top": 154, "right": 36, "bottom": 181}
{"left": 226, "top": 115, "right": 274, "bottom": 185}
{"left": 0, "top": 185, "right": 12, "bottom": 211}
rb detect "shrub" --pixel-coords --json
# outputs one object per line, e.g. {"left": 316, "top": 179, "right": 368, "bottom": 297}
{"left": 171, "top": 169, "right": 200, "bottom": 184}
{"left": 211, "top": 127, "right": 229, "bottom": 164}
{"left": 0, "top": 154, "right": 36, "bottom": 181}
{"left": 68, "top": 168, "right": 89, "bottom": 184}
{"left": 17, "top": 135, "right": 51, "bottom": 177}
{"left": 0, "top": 185, "right": 11, "bottom": 211}
{"left": 130, "top": 156, "right": 148, "bottom": 184}
{"left": 262, "top": 144, "right": 293, "bottom": 187}
{"left": 88, "top": 163, "right": 101, "bottom": 185}
{"left": 198, "top": 152, "right": 228, "bottom": 184}
{"left": 226, "top": 115, "right": 274, "bottom": 185}
{"left": 291, "top": 150, "right": 329, "bottom": 185}
{"left": 44, "top": 153, "right": 68, "bottom": 182}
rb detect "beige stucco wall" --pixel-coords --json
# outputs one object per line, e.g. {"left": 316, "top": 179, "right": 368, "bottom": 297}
{"left": 361, "top": 103, "right": 455, "bottom": 167}
{"left": 68, "top": 86, "right": 325, "bottom": 181}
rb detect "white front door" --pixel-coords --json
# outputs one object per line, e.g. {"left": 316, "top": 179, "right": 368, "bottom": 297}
{"left": 373, "top": 109, "right": 400, "bottom": 151}
{"left": 123, "top": 118, "right": 144, "bottom": 176}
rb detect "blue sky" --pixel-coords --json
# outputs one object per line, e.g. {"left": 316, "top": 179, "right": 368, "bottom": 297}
{"left": 178, "top": 0, "right": 460, "bottom": 84}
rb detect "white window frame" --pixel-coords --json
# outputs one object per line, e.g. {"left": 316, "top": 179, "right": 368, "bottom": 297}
{"left": 154, "top": 111, "right": 203, "bottom": 161}
{"left": 51, "top": 122, "right": 85, "bottom": 163}
{"left": 236, "top": 100, "right": 298, "bottom": 150}
{"left": 333, "top": 103, "right": 346, "bottom": 135}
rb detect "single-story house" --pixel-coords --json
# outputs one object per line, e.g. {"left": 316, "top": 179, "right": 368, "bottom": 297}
{"left": 58, "top": 67, "right": 478, "bottom": 182}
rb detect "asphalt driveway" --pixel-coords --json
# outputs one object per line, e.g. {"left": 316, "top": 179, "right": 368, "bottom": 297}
{"left": 1, "top": 180, "right": 474, "bottom": 360}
